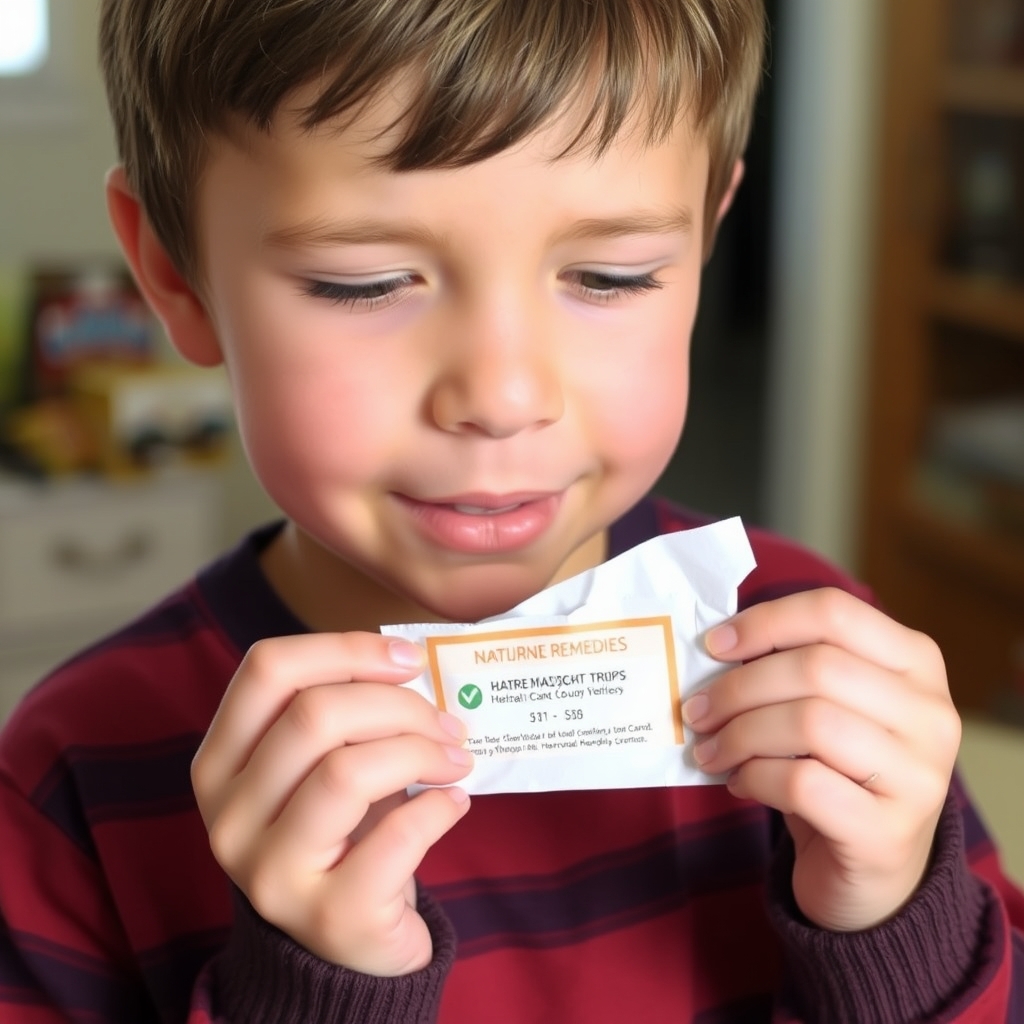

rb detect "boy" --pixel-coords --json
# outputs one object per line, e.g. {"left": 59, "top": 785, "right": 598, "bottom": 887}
{"left": 1, "top": 0, "right": 1022, "bottom": 1020}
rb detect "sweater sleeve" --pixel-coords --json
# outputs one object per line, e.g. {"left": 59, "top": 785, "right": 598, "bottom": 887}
{"left": 190, "top": 887, "right": 455, "bottom": 1024}
{"left": 0, "top": 768, "right": 154, "bottom": 1023}
{"left": 766, "top": 786, "right": 1019, "bottom": 1023}
{"left": 0, "top": 740, "right": 454, "bottom": 1024}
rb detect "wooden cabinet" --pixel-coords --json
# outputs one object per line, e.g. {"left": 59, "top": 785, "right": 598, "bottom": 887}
{"left": 860, "top": 0, "right": 1024, "bottom": 715}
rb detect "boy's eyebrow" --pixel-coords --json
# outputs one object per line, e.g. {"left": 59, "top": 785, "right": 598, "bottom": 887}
{"left": 553, "top": 207, "right": 694, "bottom": 242}
{"left": 262, "top": 207, "right": 693, "bottom": 250}
{"left": 263, "top": 218, "right": 442, "bottom": 250}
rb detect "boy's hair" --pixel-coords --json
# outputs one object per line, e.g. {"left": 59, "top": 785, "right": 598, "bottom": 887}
{"left": 100, "top": 0, "right": 765, "bottom": 286}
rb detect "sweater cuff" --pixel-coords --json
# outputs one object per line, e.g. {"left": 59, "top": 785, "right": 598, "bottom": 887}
{"left": 211, "top": 886, "right": 455, "bottom": 1024}
{"left": 768, "top": 792, "right": 989, "bottom": 1023}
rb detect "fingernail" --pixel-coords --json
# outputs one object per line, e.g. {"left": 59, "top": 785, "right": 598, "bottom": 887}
{"left": 446, "top": 786, "right": 471, "bottom": 805}
{"left": 439, "top": 712, "right": 466, "bottom": 741}
{"left": 682, "top": 692, "right": 710, "bottom": 726}
{"left": 694, "top": 736, "right": 717, "bottom": 766}
{"left": 705, "top": 624, "right": 738, "bottom": 658}
{"left": 445, "top": 745, "right": 474, "bottom": 766}
{"left": 388, "top": 640, "right": 426, "bottom": 668}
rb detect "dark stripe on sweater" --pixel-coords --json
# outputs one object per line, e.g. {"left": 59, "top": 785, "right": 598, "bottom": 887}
{"left": 32, "top": 734, "right": 202, "bottom": 854}
{"left": 63, "top": 595, "right": 210, "bottom": 666}
{"left": 1011, "top": 930, "right": 1024, "bottom": 1024}
{"left": 137, "top": 927, "right": 230, "bottom": 1024}
{"left": 0, "top": 915, "right": 40, "bottom": 1004}
{"left": 694, "top": 994, "right": 774, "bottom": 1023}
{"left": 197, "top": 521, "right": 308, "bottom": 656}
{"left": 437, "top": 811, "right": 769, "bottom": 956}
{"left": 951, "top": 772, "right": 998, "bottom": 859}
{"left": 0, "top": 927, "right": 152, "bottom": 1021}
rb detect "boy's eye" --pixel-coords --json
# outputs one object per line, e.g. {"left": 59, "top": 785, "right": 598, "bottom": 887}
{"left": 568, "top": 270, "right": 663, "bottom": 302}
{"left": 302, "top": 274, "right": 415, "bottom": 309}
{"left": 301, "top": 269, "right": 662, "bottom": 308}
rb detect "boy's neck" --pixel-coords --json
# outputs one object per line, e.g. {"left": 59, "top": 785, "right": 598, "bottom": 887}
{"left": 258, "top": 520, "right": 609, "bottom": 632}
{"left": 258, "top": 522, "right": 431, "bottom": 633}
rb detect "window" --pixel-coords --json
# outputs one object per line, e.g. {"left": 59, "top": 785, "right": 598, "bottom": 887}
{"left": 0, "top": 0, "right": 75, "bottom": 127}
{"left": 0, "top": 0, "right": 50, "bottom": 77}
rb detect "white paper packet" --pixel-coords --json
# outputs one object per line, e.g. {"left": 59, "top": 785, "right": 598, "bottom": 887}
{"left": 381, "top": 516, "right": 755, "bottom": 794}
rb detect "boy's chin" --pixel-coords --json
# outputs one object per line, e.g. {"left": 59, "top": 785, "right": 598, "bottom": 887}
{"left": 405, "top": 566, "right": 560, "bottom": 625}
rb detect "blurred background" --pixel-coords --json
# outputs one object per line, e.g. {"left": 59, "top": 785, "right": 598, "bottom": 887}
{"left": 0, "top": 0, "right": 1021, "bottom": 878}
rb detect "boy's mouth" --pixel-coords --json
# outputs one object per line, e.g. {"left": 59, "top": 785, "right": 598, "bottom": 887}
{"left": 450, "top": 502, "right": 527, "bottom": 515}
{"left": 394, "top": 492, "right": 563, "bottom": 554}
{"left": 423, "top": 491, "right": 554, "bottom": 513}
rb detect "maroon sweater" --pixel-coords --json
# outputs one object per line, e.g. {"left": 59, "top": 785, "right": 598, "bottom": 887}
{"left": 1, "top": 496, "right": 1021, "bottom": 1022}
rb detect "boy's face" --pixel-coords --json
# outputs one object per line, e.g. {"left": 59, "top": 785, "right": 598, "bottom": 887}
{"left": 164, "top": 89, "right": 714, "bottom": 625}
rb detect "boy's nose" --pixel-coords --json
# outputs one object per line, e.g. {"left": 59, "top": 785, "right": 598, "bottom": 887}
{"left": 429, "top": 308, "right": 565, "bottom": 438}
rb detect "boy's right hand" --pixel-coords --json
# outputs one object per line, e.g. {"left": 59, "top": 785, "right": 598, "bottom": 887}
{"left": 191, "top": 632, "right": 472, "bottom": 976}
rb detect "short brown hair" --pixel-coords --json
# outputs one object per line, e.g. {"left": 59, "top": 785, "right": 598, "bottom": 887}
{"left": 100, "top": 0, "right": 765, "bottom": 285}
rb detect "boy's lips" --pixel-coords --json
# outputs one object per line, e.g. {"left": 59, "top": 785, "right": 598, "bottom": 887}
{"left": 394, "top": 491, "right": 563, "bottom": 554}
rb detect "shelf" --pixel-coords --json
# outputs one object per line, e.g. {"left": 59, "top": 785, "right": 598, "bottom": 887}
{"left": 928, "top": 272, "right": 1024, "bottom": 340}
{"left": 943, "top": 66, "right": 1024, "bottom": 117}
{"left": 896, "top": 495, "right": 1024, "bottom": 601}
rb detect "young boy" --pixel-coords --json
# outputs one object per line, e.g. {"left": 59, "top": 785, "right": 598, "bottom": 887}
{"left": 1, "top": 0, "right": 1021, "bottom": 1020}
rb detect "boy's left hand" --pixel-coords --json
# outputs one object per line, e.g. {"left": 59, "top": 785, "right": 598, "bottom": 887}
{"left": 683, "top": 587, "right": 961, "bottom": 933}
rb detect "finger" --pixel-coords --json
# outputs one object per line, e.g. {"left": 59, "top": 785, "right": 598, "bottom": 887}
{"left": 339, "top": 786, "right": 471, "bottom": 914}
{"left": 693, "top": 697, "right": 926, "bottom": 798}
{"left": 319, "top": 787, "right": 471, "bottom": 975}
{"left": 685, "top": 643, "right": 951, "bottom": 742}
{"left": 727, "top": 754, "right": 946, "bottom": 849}
{"left": 263, "top": 735, "right": 472, "bottom": 868}
{"left": 724, "top": 755, "right": 878, "bottom": 844}
{"left": 215, "top": 683, "right": 466, "bottom": 839}
{"left": 727, "top": 756, "right": 944, "bottom": 932}
{"left": 194, "top": 632, "right": 428, "bottom": 796}
{"left": 224, "top": 735, "right": 473, "bottom": 881}
{"left": 704, "top": 588, "right": 946, "bottom": 688}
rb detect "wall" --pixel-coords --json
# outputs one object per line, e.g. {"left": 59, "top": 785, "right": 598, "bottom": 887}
{"left": 0, "top": 0, "right": 118, "bottom": 265}
{"left": 765, "top": 0, "right": 884, "bottom": 568}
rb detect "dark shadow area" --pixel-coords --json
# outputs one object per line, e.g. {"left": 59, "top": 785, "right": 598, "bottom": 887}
{"left": 655, "top": 0, "right": 778, "bottom": 526}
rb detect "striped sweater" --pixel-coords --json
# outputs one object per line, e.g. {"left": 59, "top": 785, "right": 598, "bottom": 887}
{"left": 1, "top": 496, "right": 1021, "bottom": 1022}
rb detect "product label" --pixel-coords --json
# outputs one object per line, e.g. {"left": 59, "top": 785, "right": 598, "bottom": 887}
{"left": 425, "top": 616, "right": 682, "bottom": 761}
{"left": 382, "top": 515, "right": 756, "bottom": 794}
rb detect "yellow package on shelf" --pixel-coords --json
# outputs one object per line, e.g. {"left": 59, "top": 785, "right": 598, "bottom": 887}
{"left": 70, "top": 363, "right": 233, "bottom": 477}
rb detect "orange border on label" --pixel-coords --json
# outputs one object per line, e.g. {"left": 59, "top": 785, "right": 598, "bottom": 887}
{"left": 425, "top": 616, "right": 683, "bottom": 744}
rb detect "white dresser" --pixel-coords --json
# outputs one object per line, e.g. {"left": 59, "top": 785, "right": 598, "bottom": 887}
{"left": 0, "top": 471, "right": 221, "bottom": 721}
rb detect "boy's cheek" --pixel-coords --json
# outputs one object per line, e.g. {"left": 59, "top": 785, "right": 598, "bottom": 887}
{"left": 599, "top": 375, "right": 689, "bottom": 468}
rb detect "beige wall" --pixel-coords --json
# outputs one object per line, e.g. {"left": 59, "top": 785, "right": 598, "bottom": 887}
{"left": 0, "top": 0, "right": 120, "bottom": 267}
{"left": 765, "top": 0, "right": 883, "bottom": 569}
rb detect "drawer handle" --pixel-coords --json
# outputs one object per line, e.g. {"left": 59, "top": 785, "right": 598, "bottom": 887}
{"left": 50, "top": 531, "right": 155, "bottom": 578}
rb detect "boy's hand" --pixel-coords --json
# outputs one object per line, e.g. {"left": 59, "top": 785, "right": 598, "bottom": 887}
{"left": 191, "top": 632, "right": 472, "bottom": 975}
{"left": 684, "top": 588, "right": 960, "bottom": 932}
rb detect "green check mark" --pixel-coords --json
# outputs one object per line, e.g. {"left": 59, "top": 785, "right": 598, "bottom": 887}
{"left": 457, "top": 684, "right": 483, "bottom": 710}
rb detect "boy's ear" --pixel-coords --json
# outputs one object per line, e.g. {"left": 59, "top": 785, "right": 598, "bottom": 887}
{"left": 703, "top": 159, "right": 746, "bottom": 261}
{"left": 105, "top": 166, "right": 223, "bottom": 368}
{"left": 715, "top": 159, "right": 745, "bottom": 226}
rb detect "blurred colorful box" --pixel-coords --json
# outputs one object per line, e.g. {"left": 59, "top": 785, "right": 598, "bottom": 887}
{"left": 70, "top": 364, "right": 233, "bottom": 476}
{"left": 29, "top": 265, "right": 156, "bottom": 399}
